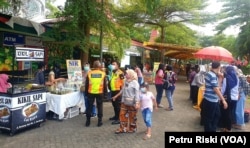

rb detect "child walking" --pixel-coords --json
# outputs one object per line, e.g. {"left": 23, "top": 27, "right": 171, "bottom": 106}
{"left": 139, "top": 82, "right": 158, "bottom": 140}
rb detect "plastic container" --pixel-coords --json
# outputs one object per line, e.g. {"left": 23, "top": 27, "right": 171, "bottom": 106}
{"left": 67, "top": 106, "right": 80, "bottom": 118}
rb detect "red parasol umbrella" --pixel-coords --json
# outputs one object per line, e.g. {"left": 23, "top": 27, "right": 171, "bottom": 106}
{"left": 193, "top": 46, "right": 234, "bottom": 62}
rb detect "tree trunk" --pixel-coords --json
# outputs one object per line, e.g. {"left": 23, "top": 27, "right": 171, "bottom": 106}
{"left": 81, "top": 23, "right": 90, "bottom": 66}
{"left": 160, "top": 26, "right": 165, "bottom": 63}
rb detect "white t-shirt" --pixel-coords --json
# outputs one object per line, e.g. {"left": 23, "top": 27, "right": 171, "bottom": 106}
{"left": 139, "top": 91, "right": 155, "bottom": 112}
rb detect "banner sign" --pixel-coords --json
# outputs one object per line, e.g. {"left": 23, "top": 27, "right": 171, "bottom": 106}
{"left": 66, "top": 60, "right": 82, "bottom": 85}
{"left": 15, "top": 47, "right": 44, "bottom": 61}
{"left": 3, "top": 32, "right": 25, "bottom": 46}
{"left": 0, "top": 92, "right": 46, "bottom": 133}
{"left": 25, "top": 36, "right": 43, "bottom": 47}
{"left": 153, "top": 62, "right": 160, "bottom": 74}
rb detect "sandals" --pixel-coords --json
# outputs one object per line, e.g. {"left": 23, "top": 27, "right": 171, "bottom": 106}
{"left": 115, "top": 129, "right": 122, "bottom": 134}
{"left": 220, "top": 128, "right": 231, "bottom": 132}
{"left": 143, "top": 134, "right": 151, "bottom": 140}
{"left": 232, "top": 124, "right": 243, "bottom": 130}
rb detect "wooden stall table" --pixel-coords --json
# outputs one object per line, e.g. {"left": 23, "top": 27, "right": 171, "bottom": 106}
{"left": 46, "top": 91, "right": 85, "bottom": 120}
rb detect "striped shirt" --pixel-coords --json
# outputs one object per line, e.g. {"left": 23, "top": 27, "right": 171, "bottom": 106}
{"left": 204, "top": 71, "right": 219, "bottom": 103}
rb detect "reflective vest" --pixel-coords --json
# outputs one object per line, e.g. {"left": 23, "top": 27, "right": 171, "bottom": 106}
{"left": 88, "top": 70, "right": 105, "bottom": 94}
{"left": 110, "top": 69, "right": 124, "bottom": 91}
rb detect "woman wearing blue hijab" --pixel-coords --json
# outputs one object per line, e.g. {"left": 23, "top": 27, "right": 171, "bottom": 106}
{"left": 218, "top": 65, "right": 239, "bottom": 132}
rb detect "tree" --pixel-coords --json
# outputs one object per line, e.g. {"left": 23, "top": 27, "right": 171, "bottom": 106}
{"left": 112, "top": 0, "right": 213, "bottom": 62}
{"left": 216, "top": 0, "right": 250, "bottom": 57}
{"left": 45, "top": 0, "right": 61, "bottom": 18}
{"left": 44, "top": 0, "right": 131, "bottom": 65}
{"left": 198, "top": 34, "right": 236, "bottom": 54}
{"left": 236, "top": 24, "right": 250, "bottom": 57}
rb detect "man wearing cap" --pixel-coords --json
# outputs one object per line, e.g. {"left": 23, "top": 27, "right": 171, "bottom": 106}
{"left": 201, "top": 61, "right": 228, "bottom": 132}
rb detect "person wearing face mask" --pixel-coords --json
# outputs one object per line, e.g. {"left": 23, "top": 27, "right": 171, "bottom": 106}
{"left": 139, "top": 82, "right": 157, "bottom": 140}
{"left": 200, "top": 61, "right": 228, "bottom": 132}
{"left": 108, "top": 60, "right": 124, "bottom": 125}
{"left": 82, "top": 63, "right": 97, "bottom": 117}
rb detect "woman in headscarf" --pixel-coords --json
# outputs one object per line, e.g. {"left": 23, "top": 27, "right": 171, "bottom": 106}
{"left": 114, "top": 69, "right": 140, "bottom": 134}
{"left": 234, "top": 68, "right": 249, "bottom": 129}
{"left": 218, "top": 65, "right": 239, "bottom": 132}
{"left": 0, "top": 74, "right": 12, "bottom": 93}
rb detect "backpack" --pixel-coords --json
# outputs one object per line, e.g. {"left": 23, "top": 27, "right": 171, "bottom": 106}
{"left": 163, "top": 71, "right": 173, "bottom": 89}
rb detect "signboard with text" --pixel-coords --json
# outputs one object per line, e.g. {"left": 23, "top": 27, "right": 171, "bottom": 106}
{"left": 15, "top": 47, "right": 44, "bottom": 61}
{"left": 3, "top": 32, "right": 25, "bottom": 46}
{"left": 66, "top": 60, "right": 82, "bottom": 85}
{"left": 0, "top": 92, "right": 46, "bottom": 134}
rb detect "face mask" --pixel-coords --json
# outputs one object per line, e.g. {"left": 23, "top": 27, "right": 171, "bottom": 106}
{"left": 84, "top": 66, "right": 90, "bottom": 71}
{"left": 141, "top": 87, "right": 147, "bottom": 93}
{"left": 111, "top": 65, "right": 116, "bottom": 71}
{"left": 108, "top": 65, "right": 113, "bottom": 71}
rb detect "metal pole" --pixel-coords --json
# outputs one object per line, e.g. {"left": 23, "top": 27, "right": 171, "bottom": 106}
{"left": 100, "top": 0, "right": 104, "bottom": 63}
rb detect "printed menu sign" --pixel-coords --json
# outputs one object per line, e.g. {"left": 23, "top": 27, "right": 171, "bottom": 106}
{"left": 66, "top": 60, "right": 82, "bottom": 85}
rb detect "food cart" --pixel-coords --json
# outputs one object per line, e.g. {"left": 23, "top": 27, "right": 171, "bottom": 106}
{"left": 0, "top": 46, "right": 46, "bottom": 136}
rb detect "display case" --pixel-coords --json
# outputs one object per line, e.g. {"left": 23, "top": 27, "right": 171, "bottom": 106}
{"left": 0, "top": 46, "right": 46, "bottom": 136}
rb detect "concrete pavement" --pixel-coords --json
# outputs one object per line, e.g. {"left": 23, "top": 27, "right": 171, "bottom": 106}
{"left": 1, "top": 75, "right": 249, "bottom": 148}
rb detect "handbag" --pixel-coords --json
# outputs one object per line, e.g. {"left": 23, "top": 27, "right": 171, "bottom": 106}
{"left": 124, "top": 97, "right": 135, "bottom": 106}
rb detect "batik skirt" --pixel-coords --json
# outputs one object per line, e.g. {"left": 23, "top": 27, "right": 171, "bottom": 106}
{"left": 115, "top": 103, "right": 138, "bottom": 133}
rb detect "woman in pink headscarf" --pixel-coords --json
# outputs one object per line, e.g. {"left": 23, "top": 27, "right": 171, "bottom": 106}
{"left": 0, "top": 74, "right": 12, "bottom": 93}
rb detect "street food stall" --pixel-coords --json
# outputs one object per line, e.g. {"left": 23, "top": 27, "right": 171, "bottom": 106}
{"left": 46, "top": 60, "right": 85, "bottom": 120}
{"left": 0, "top": 46, "right": 46, "bottom": 136}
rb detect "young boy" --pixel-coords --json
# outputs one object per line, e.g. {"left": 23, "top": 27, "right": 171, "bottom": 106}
{"left": 139, "top": 82, "right": 158, "bottom": 140}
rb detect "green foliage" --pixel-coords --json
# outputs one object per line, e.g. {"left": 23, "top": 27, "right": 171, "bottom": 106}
{"left": 198, "top": 34, "right": 236, "bottom": 56}
{"left": 43, "top": 0, "right": 131, "bottom": 60}
{"left": 155, "top": 24, "right": 199, "bottom": 46}
{"left": 236, "top": 23, "right": 250, "bottom": 57}
{"left": 112, "top": 0, "right": 212, "bottom": 47}
{"left": 198, "top": 36, "right": 214, "bottom": 47}
{"left": 129, "top": 27, "right": 151, "bottom": 42}
{"left": 241, "top": 63, "right": 250, "bottom": 75}
{"left": 45, "top": 2, "right": 61, "bottom": 18}
{"left": 0, "top": 0, "right": 9, "bottom": 8}
{"left": 216, "top": 0, "right": 250, "bottom": 58}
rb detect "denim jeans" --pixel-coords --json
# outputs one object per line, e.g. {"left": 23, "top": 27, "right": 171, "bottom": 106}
{"left": 142, "top": 108, "right": 152, "bottom": 127}
{"left": 138, "top": 77, "right": 144, "bottom": 86}
{"left": 165, "top": 85, "right": 175, "bottom": 109}
{"left": 236, "top": 91, "right": 246, "bottom": 125}
{"left": 84, "top": 92, "right": 96, "bottom": 115}
{"left": 155, "top": 84, "right": 164, "bottom": 105}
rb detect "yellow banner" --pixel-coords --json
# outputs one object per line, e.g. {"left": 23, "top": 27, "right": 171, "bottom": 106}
{"left": 153, "top": 62, "right": 160, "bottom": 73}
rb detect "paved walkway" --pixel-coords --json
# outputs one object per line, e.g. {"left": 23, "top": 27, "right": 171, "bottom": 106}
{"left": 1, "top": 76, "right": 249, "bottom": 148}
